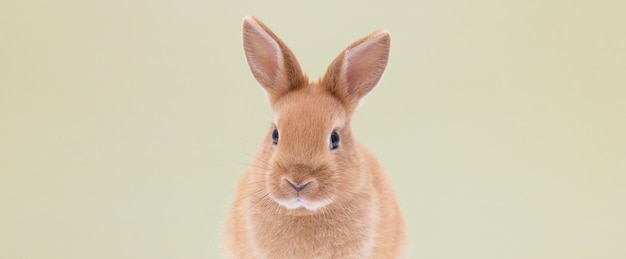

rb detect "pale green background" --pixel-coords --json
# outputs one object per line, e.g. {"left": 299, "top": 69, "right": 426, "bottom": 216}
{"left": 1, "top": 0, "right": 625, "bottom": 258}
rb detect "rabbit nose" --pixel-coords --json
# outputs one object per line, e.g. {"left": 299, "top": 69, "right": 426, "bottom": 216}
{"left": 286, "top": 179, "right": 311, "bottom": 192}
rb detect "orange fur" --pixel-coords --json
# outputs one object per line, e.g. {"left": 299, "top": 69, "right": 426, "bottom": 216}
{"left": 223, "top": 16, "right": 406, "bottom": 258}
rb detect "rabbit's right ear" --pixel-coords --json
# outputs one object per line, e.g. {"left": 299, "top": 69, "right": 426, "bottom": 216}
{"left": 242, "top": 16, "right": 307, "bottom": 104}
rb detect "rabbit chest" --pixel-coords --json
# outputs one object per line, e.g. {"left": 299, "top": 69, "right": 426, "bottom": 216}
{"left": 246, "top": 198, "right": 377, "bottom": 258}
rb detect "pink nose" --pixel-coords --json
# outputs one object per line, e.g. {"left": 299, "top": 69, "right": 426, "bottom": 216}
{"left": 286, "top": 180, "right": 311, "bottom": 192}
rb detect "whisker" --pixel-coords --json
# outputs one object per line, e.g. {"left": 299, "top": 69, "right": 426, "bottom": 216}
{"left": 243, "top": 192, "right": 271, "bottom": 217}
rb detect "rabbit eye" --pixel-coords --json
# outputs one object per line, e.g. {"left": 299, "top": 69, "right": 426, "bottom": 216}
{"left": 330, "top": 131, "right": 340, "bottom": 150}
{"left": 272, "top": 129, "right": 279, "bottom": 145}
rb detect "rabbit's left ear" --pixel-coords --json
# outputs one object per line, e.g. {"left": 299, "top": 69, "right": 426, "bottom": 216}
{"left": 322, "top": 30, "right": 390, "bottom": 110}
{"left": 242, "top": 16, "right": 307, "bottom": 104}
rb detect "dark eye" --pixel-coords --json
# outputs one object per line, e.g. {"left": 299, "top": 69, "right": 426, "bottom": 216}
{"left": 272, "top": 129, "right": 279, "bottom": 145}
{"left": 330, "top": 131, "right": 340, "bottom": 150}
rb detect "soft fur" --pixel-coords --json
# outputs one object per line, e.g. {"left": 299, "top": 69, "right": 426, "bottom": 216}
{"left": 223, "top": 16, "right": 406, "bottom": 258}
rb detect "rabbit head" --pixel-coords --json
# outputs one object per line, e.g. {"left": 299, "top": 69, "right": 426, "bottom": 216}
{"left": 242, "top": 16, "right": 390, "bottom": 212}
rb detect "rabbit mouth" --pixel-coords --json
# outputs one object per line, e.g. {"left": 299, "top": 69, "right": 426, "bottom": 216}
{"left": 276, "top": 197, "right": 332, "bottom": 211}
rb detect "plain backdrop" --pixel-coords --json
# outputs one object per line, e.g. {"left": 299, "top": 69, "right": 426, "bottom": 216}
{"left": 1, "top": 0, "right": 625, "bottom": 258}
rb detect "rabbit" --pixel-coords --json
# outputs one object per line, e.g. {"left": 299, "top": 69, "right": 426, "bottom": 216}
{"left": 223, "top": 16, "right": 406, "bottom": 258}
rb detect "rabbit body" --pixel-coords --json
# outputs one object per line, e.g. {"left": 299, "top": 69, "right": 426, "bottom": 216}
{"left": 223, "top": 16, "right": 405, "bottom": 258}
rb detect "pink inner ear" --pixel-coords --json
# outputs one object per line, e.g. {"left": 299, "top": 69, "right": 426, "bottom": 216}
{"left": 344, "top": 47, "right": 377, "bottom": 89}
{"left": 250, "top": 32, "right": 281, "bottom": 82}
{"left": 243, "top": 20, "right": 283, "bottom": 89}
{"left": 341, "top": 35, "right": 389, "bottom": 98}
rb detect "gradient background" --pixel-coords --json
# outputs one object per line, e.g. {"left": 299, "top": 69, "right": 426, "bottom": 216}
{"left": 1, "top": 0, "right": 625, "bottom": 258}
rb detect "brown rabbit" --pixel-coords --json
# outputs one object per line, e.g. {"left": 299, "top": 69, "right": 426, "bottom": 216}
{"left": 223, "top": 16, "right": 406, "bottom": 258}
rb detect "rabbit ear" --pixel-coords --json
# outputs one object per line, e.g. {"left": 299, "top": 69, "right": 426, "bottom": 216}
{"left": 322, "top": 30, "right": 390, "bottom": 110}
{"left": 242, "top": 16, "right": 307, "bottom": 103}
